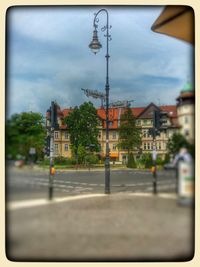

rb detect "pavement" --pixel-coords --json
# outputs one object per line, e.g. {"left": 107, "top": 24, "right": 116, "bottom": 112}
{"left": 6, "top": 192, "right": 194, "bottom": 262}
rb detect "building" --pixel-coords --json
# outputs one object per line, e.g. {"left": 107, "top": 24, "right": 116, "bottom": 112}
{"left": 46, "top": 102, "right": 180, "bottom": 162}
{"left": 176, "top": 82, "right": 195, "bottom": 144}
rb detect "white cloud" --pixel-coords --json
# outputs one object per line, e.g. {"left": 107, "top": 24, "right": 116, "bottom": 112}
{"left": 7, "top": 6, "right": 194, "bottom": 116}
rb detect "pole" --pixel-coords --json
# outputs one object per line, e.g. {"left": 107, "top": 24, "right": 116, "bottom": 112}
{"left": 104, "top": 10, "right": 110, "bottom": 194}
{"left": 152, "top": 129, "right": 157, "bottom": 194}
{"left": 49, "top": 128, "right": 54, "bottom": 200}
{"left": 93, "top": 9, "right": 110, "bottom": 194}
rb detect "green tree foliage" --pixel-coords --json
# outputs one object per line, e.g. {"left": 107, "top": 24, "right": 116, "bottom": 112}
{"left": 118, "top": 108, "right": 141, "bottom": 155}
{"left": 64, "top": 102, "right": 100, "bottom": 159}
{"left": 140, "top": 153, "right": 153, "bottom": 169}
{"left": 167, "top": 133, "right": 194, "bottom": 158}
{"left": 6, "top": 112, "right": 46, "bottom": 160}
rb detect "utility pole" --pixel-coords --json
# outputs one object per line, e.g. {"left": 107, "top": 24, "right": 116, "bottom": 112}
{"left": 152, "top": 126, "right": 157, "bottom": 194}
{"left": 49, "top": 125, "right": 54, "bottom": 200}
{"left": 152, "top": 110, "right": 159, "bottom": 194}
{"left": 48, "top": 101, "right": 58, "bottom": 200}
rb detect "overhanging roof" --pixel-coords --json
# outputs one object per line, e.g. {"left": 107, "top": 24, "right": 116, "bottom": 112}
{"left": 151, "top": 6, "right": 194, "bottom": 44}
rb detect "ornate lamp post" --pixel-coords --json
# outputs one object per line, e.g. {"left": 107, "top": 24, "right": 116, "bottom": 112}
{"left": 89, "top": 9, "right": 111, "bottom": 194}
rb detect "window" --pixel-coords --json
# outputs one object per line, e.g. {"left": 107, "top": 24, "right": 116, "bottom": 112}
{"left": 112, "top": 131, "right": 117, "bottom": 139}
{"left": 185, "top": 116, "right": 189, "bottom": 124}
{"left": 64, "top": 144, "right": 68, "bottom": 151}
{"left": 143, "top": 120, "right": 147, "bottom": 125}
{"left": 144, "top": 143, "right": 147, "bottom": 150}
{"left": 54, "top": 144, "right": 58, "bottom": 153}
{"left": 54, "top": 131, "right": 59, "bottom": 139}
{"left": 163, "top": 143, "right": 166, "bottom": 150}
{"left": 157, "top": 143, "right": 161, "bottom": 150}
{"left": 109, "top": 121, "right": 113, "bottom": 126}
{"left": 143, "top": 131, "right": 147, "bottom": 138}
{"left": 137, "top": 120, "right": 141, "bottom": 125}
{"left": 64, "top": 131, "right": 69, "bottom": 139}
{"left": 112, "top": 144, "right": 117, "bottom": 151}
{"left": 98, "top": 133, "right": 101, "bottom": 139}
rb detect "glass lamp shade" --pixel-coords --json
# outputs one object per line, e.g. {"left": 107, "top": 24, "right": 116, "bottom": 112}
{"left": 89, "top": 29, "right": 102, "bottom": 54}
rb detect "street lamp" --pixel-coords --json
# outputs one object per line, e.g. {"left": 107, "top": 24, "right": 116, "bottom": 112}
{"left": 89, "top": 9, "right": 111, "bottom": 194}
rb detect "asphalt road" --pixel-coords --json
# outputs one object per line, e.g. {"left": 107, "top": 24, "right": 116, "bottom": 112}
{"left": 5, "top": 166, "right": 194, "bottom": 262}
{"left": 6, "top": 166, "right": 177, "bottom": 201}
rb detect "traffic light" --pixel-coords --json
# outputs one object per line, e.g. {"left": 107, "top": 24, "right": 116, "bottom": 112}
{"left": 44, "top": 135, "right": 50, "bottom": 156}
{"left": 50, "top": 101, "right": 59, "bottom": 129}
{"left": 153, "top": 110, "right": 160, "bottom": 129}
{"left": 153, "top": 110, "right": 168, "bottom": 130}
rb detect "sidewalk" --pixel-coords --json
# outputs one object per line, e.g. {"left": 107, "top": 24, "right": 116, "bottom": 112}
{"left": 9, "top": 164, "right": 152, "bottom": 173}
{"left": 6, "top": 193, "right": 194, "bottom": 262}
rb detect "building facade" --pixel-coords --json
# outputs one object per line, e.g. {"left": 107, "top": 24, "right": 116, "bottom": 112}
{"left": 46, "top": 102, "right": 180, "bottom": 162}
{"left": 176, "top": 82, "right": 195, "bottom": 144}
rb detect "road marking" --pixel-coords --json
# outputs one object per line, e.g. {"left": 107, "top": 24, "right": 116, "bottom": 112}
{"left": 7, "top": 194, "right": 105, "bottom": 211}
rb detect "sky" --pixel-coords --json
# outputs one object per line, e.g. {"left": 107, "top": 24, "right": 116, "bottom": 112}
{"left": 6, "top": 6, "right": 194, "bottom": 117}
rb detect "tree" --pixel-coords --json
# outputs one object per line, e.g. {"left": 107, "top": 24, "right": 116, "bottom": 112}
{"left": 118, "top": 108, "right": 141, "bottom": 156}
{"left": 167, "top": 133, "right": 193, "bottom": 158}
{"left": 64, "top": 102, "right": 100, "bottom": 160}
{"left": 6, "top": 112, "right": 46, "bottom": 160}
{"left": 127, "top": 152, "right": 137, "bottom": 168}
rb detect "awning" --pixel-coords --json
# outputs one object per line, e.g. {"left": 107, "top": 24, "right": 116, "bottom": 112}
{"left": 110, "top": 152, "right": 119, "bottom": 158}
{"left": 151, "top": 6, "right": 194, "bottom": 44}
{"left": 102, "top": 152, "right": 119, "bottom": 158}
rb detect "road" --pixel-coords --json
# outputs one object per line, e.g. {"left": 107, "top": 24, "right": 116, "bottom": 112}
{"left": 6, "top": 166, "right": 177, "bottom": 201}
{"left": 5, "top": 166, "right": 194, "bottom": 262}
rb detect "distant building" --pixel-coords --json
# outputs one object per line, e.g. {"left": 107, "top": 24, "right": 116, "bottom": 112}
{"left": 176, "top": 82, "right": 195, "bottom": 144}
{"left": 46, "top": 102, "right": 179, "bottom": 162}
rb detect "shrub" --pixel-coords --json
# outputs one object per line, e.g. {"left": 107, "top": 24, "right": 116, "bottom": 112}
{"left": 140, "top": 153, "right": 153, "bottom": 169}
{"left": 85, "top": 154, "right": 99, "bottom": 164}
{"left": 54, "top": 156, "right": 68, "bottom": 165}
{"left": 156, "top": 156, "right": 163, "bottom": 166}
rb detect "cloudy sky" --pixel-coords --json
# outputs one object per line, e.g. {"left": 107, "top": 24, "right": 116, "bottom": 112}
{"left": 6, "top": 6, "right": 194, "bottom": 117}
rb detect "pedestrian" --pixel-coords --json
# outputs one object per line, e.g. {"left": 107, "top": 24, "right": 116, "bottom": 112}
{"left": 173, "top": 147, "right": 192, "bottom": 166}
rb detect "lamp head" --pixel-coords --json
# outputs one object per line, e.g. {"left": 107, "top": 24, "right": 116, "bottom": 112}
{"left": 89, "top": 29, "right": 102, "bottom": 54}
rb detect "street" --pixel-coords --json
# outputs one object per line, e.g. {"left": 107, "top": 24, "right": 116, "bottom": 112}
{"left": 5, "top": 166, "right": 194, "bottom": 262}
{"left": 6, "top": 166, "right": 177, "bottom": 201}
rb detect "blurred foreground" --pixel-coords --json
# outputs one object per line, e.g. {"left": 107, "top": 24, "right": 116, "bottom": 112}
{"left": 6, "top": 192, "right": 194, "bottom": 261}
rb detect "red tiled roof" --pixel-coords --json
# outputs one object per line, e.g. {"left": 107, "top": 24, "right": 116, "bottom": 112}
{"left": 54, "top": 104, "right": 177, "bottom": 129}
{"left": 62, "top": 108, "right": 73, "bottom": 117}
{"left": 160, "top": 105, "right": 177, "bottom": 117}
{"left": 131, "top": 107, "right": 145, "bottom": 117}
